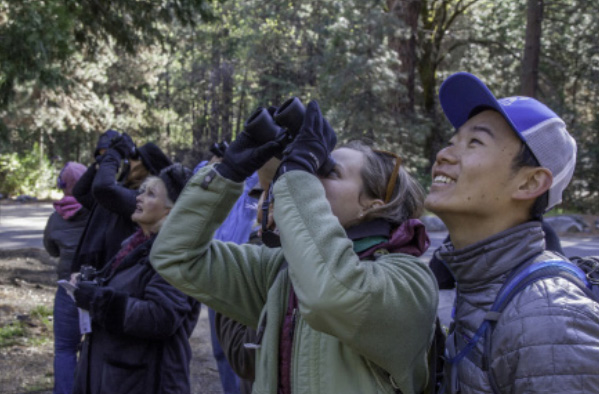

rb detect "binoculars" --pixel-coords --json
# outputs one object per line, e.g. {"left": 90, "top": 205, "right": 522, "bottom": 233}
{"left": 244, "top": 96, "right": 306, "bottom": 147}
{"left": 210, "top": 141, "right": 229, "bottom": 158}
{"left": 79, "top": 265, "right": 98, "bottom": 282}
{"left": 110, "top": 132, "right": 138, "bottom": 159}
{"left": 243, "top": 96, "right": 336, "bottom": 175}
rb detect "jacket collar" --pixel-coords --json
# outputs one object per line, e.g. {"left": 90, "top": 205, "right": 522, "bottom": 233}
{"left": 439, "top": 221, "right": 545, "bottom": 288}
{"left": 346, "top": 218, "right": 430, "bottom": 258}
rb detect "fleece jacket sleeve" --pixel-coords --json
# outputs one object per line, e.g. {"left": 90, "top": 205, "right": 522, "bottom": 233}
{"left": 150, "top": 166, "right": 285, "bottom": 328}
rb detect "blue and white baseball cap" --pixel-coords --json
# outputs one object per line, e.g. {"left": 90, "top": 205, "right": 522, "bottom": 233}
{"left": 438, "top": 72, "right": 577, "bottom": 212}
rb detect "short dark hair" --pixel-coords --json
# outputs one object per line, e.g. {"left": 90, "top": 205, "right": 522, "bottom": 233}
{"left": 511, "top": 142, "right": 548, "bottom": 220}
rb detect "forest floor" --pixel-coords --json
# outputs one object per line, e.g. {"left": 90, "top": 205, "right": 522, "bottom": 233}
{"left": 0, "top": 248, "right": 222, "bottom": 394}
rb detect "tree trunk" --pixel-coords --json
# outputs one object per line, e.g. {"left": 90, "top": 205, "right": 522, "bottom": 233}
{"left": 221, "top": 61, "right": 234, "bottom": 142}
{"left": 209, "top": 33, "right": 222, "bottom": 145}
{"left": 520, "top": 0, "right": 544, "bottom": 97}
{"left": 387, "top": 0, "right": 422, "bottom": 114}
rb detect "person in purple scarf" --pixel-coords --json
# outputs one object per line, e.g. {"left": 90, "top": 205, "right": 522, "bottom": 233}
{"left": 44, "top": 161, "right": 90, "bottom": 394}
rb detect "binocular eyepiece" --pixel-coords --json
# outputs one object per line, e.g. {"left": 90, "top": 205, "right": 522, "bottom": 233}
{"left": 210, "top": 141, "right": 229, "bottom": 158}
{"left": 110, "top": 132, "right": 138, "bottom": 159}
{"left": 243, "top": 97, "right": 305, "bottom": 147}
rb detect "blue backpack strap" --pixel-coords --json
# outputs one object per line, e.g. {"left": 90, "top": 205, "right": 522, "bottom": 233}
{"left": 483, "top": 259, "right": 593, "bottom": 394}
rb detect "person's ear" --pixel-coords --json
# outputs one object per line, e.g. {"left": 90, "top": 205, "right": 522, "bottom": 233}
{"left": 361, "top": 198, "right": 385, "bottom": 216}
{"left": 512, "top": 167, "right": 553, "bottom": 201}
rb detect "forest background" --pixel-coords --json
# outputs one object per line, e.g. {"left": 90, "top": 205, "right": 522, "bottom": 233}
{"left": 0, "top": 0, "right": 597, "bottom": 213}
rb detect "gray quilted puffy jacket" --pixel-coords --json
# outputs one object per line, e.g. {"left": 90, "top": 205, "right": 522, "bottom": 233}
{"left": 440, "top": 221, "right": 599, "bottom": 394}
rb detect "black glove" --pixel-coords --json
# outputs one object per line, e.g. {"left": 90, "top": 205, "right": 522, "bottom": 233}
{"left": 216, "top": 133, "right": 283, "bottom": 183}
{"left": 109, "top": 133, "right": 136, "bottom": 159}
{"left": 74, "top": 281, "right": 98, "bottom": 310}
{"left": 276, "top": 100, "right": 337, "bottom": 178}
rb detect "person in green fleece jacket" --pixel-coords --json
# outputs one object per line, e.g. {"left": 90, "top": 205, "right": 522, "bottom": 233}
{"left": 150, "top": 100, "right": 439, "bottom": 394}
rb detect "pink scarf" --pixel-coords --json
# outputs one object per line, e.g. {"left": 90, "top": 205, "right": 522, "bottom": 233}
{"left": 53, "top": 196, "right": 82, "bottom": 220}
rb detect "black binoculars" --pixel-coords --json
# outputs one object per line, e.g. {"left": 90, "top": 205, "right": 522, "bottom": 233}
{"left": 210, "top": 141, "right": 229, "bottom": 158}
{"left": 79, "top": 265, "right": 98, "bottom": 282}
{"left": 244, "top": 96, "right": 336, "bottom": 177}
{"left": 243, "top": 96, "right": 306, "bottom": 147}
{"left": 110, "top": 132, "right": 138, "bottom": 159}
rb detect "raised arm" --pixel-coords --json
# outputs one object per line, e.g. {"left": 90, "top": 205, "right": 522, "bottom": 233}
{"left": 274, "top": 170, "right": 438, "bottom": 388}
{"left": 91, "top": 149, "right": 137, "bottom": 217}
{"left": 72, "top": 163, "right": 98, "bottom": 210}
{"left": 150, "top": 166, "right": 284, "bottom": 328}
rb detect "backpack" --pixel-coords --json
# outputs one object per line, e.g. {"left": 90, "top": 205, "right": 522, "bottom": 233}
{"left": 423, "top": 317, "right": 446, "bottom": 394}
{"left": 443, "top": 256, "right": 599, "bottom": 394}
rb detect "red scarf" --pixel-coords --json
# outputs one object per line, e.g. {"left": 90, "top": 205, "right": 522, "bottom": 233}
{"left": 111, "top": 228, "right": 152, "bottom": 272}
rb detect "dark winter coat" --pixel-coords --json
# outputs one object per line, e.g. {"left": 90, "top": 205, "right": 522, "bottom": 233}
{"left": 72, "top": 234, "right": 201, "bottom": 394}
{"left": 71, "top": 150, "right": 139, "bottom": 272}
{"left": 43, "top": 207, "right": 90, "bottom": 280}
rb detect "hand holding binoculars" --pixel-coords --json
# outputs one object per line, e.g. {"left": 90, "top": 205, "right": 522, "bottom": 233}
{"left": 243, "top": 97, "right": 336, "bottom": 176}
{"left": 244, "top": 96, "right": 306, "bottom": 147}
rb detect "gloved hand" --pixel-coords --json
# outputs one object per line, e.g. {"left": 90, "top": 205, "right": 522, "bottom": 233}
{"left": 74, "top": 282, "right": 98, "bottom": 310}
{"left": 109, "top": 133, "right": 136, "bottom": 159}
{"left": 216, "top": 133, "right": 283, "bottom": 183}
{"left": 276, "top": 100, "right": 337, "bottom": 178}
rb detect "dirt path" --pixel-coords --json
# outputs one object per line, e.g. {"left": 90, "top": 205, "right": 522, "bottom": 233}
{"left": 0, "top": 249, "right": 222, "bottom": 394}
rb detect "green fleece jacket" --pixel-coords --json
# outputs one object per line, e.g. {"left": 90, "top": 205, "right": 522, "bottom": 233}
{"left": 150, "top": 167, "right": 438, "bottom": 394}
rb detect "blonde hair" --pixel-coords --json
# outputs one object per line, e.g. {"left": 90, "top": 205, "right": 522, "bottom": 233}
{"left": 342, "top": 140, "right": 425, "bottom": 226}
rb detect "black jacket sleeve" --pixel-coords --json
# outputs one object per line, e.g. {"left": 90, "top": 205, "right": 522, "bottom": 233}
{"left": 43, "top": 214, "right": 60, "bottom": 257}
{"left": 91, "top": 149, "right": 137, "bottom": 218}
{"left": 428, "top": 235, "right": 455, "bottom": 290}
{"left": 73, "top": 164, "right": 98, "bottom": 210}
{"left": 214, "top": 312, "right": 257, "bottom": 381}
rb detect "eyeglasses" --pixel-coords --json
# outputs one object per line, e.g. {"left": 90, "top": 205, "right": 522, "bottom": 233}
{"left": 373, "top": 149, "right": 402, "bottom": 204}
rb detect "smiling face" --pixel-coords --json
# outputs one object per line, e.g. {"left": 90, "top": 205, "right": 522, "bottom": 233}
{"left": 319, "top": 148, "right": 379, "bottom": 228}
{"left": 131, "top": 177, "right": 172, "bottom": 235}
{"left": 425, "top": 110, "right": 529, "bottom": 242}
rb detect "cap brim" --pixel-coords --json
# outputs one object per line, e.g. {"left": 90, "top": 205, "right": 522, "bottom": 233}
{"left": 439, "top": 72, "right": 524, "bottom": 140}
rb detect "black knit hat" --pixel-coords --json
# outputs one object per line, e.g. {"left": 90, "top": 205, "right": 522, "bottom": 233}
{"left": 95, "top": 129, "right": 119, "bottom": 157}
{"left": 137, "top": 143, "right": 172, "bottom": 175}
{"left": 159, "top": 163, "right": 192, "bottom": 203}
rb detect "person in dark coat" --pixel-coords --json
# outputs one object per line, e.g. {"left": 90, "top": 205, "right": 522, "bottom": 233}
{"left": 72, "top": 163, "right": 200, "bottom": 394}
{"left": 43, "top": 161, "right": 90, "bottom": 394}
{"left": 72, "top": 131, "right": 172, "bottom": 273}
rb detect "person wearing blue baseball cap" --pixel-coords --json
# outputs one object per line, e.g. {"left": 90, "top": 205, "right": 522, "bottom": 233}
{"left": 425, "top": 72, "right": 599, "bottom": 393}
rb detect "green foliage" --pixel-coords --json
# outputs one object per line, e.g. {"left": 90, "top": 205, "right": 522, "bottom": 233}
{"left": 0, "top": 144, "right": 55, "bottom": 197}
{"left": 0, "top": 321, "right": 25, "bottom": 347}
{"left": 0, "top": 0, "right": 214, "bottom": 109}
{"left": 0, "top": 305, "right": 53, "bottom": 348}
{"left": 0, "top": 0, "right": 598, "bottom": 212}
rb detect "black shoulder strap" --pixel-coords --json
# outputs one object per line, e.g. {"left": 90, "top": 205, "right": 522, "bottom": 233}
{"left": 570, "top": 256, "right": 599, "bottom": 300}
{"left": 423, "top": 317, "right": 445, "bottom": 394}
